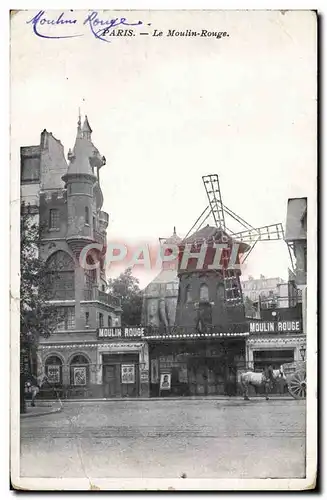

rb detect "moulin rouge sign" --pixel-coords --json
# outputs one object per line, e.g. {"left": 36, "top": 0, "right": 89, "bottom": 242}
{"left": 249, "top": 320, "right": 302, "bottom": 334}
{"left": 98, "top": 327, "right": 144, "bottom": 339}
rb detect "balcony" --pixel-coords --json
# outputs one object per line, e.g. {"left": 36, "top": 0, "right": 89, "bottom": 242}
{"left": 99, "top": 211, "right": 109, "bottom": 225}
{"left": 83, "top": 288, "right": 121, "bottom": 309}
{"left": 94, "top": 230, "right": 106, "bottom": 246}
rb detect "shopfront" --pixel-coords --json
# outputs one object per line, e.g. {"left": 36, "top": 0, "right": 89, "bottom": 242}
{"left": 96, "top": 327, "right": 149, "bottom": 398}
{"left": 146, "top": 331, "right": 248, "bottom": 397}
{"left": 246, "top": 319, "right": 306, "bottom": 395}
{"left": 37, "top": 327, "right": 150, "bottom": 399}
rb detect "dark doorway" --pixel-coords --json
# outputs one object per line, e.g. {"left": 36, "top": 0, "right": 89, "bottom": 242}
{"left": 103, "top": 364, "right": 120, "bottom": 398}
{"left": 102, "top": 353, "right": 139, "bottom": 398}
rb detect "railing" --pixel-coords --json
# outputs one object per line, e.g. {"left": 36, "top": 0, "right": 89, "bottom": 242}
{"left": 83, "top": 288, "right": 121, "bottom": 308}
{"left": 98, "top": 290, "right": 121, "bottom": 308}
{"left": 94, "top": 231, "right": 106, "bottom": 246}
{"left": 99, "top": 211, "right": 109, "bottom": 225}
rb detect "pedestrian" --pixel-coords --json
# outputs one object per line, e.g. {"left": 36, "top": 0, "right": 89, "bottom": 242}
{"left": 26, "top": 374, "right": 40, "bottom": 407}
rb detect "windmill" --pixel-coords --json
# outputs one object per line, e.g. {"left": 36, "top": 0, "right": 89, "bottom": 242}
{"left": 184, "top": 174, "right": 293, "bottom": 268}
{"left": 174, "top": 174, "right": 293, "bottom": 331}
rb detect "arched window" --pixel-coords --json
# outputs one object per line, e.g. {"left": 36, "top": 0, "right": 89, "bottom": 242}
{"left": 70, "top": 355, "right": 89, "bottom": 386}
{"left": 84, "top": 254, "right": 97, "bottom": 296}
{"left": 108, "top": 316, "right": 112, "bottom": 327}
{"left": 85, "top": 207, "right": 90, "bottom": 225}
{"left": 185, "top": 285, "right": 192, "bottom": 303}
{"left": 46, "top": 251, "right": 75, "bottom": 300}
{"left": 45, "top": 355, "right": 62, "bottom": 385}
{"left": 200, "top": 283, "right": 209, "bottom": 302}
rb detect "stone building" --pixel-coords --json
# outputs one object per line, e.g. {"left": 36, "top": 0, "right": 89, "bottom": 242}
{"left": 21, "top": 116, "right": 149, "bottom": 398}
{"left": 142, "top": 227, "right": 181, "bottom": 330}
{"left": 245, "top": 198, "right": 307, "bottom": 375}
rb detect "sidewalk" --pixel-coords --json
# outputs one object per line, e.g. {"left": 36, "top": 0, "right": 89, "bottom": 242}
{"left": 39, "top": 395, "right": 294, "bottom": 403}
{"left": 20, "top": 401, "right": 63, "bottom": 418}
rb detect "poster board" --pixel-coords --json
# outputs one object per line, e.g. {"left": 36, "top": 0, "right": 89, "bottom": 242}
{"left": 159, "top": 373, "right": 171, "bottom": 390}
{"left": 73, "top": 366, "right": 86, "bottom": 386}
{"left": 47, "top": 365, "right": 60, "bottom": 384}
{"left": 121, "top": 364, "right": 135, "bottom": 384}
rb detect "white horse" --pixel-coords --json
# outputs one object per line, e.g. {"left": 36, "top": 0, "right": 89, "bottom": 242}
{"left": 240, "top": 366, "right": 286, "bottom": 401}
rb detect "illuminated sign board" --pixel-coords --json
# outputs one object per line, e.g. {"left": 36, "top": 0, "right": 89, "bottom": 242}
{"left": 98, "top": 327, "right": 144, "bottom": 339}
{"left": 249, "top": 320, "right": 301, "bottom": 334}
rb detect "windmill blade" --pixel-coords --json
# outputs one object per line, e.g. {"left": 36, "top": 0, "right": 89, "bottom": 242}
{"left": 241, "top": 239, "right": 259, "bottom": 264}
{"left": 202, "top": 174, "right": 226, "bottom": 230}
{"left": 222, "top": 204, "right": 255, "bottom": 231}
{"left": 182, "top": 206, "right": 211, "bottom": 242}
{"left": 231, "top": 223, "right": 284, "bottom": 243}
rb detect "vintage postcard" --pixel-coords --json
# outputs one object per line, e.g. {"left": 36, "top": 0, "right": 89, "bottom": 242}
{"left": 10, "top": 9, "right": 317, "bottom": 490}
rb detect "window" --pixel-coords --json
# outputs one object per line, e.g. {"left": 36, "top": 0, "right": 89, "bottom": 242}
{"left": 99, "top": 313, "right": 104, "bottom": 328}
{"left": 108, "top": 316, "right": 112, "bottom": 327}
{"left": 56, "top": 307, "right": 75, "bottom": 330}
{"left": 85, "top": 255, "right": 97, "bottom": 291}
{"left": 46, "top": 251, "right": 75, "bottom": 299}
{"left": 49, "top": 209, "right": 60, "bottom": 230}
{"left": 185, "top": 285, "right": 192, "bottom": 303}
{"left": 85, "top": 312, "right": 89, "bottom": 327}
{"left": 45, "top": 355, "right": 62, "bottom": 385}
{"left": 70, "top": 355, "right": 89, "bottom": 386}
{"left": 21, "top": 156, "right": 40, "bottom": 182}
{"left": 199, "top": 283, "right": 209, "bottom": 302}
{"left": 93, "top": 216, "right": 96, "bottom": 229}
{"left": 85, "top": 207, "right": 90, "bottom": 225}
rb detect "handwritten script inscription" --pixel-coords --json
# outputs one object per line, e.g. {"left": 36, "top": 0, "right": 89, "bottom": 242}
{"left": 27, "top": 10, "right": 143, "bottom": 42}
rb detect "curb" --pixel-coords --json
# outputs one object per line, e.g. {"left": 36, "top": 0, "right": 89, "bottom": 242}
{"left": 38, "top": 396, "right": 294, "bottom": 403}
{"left": 20, "top": 406, "right": 63, "bottom": 418}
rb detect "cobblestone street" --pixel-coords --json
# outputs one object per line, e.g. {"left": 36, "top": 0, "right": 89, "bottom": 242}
{"left": 20, "top": 398, "right": 306, "bottom": 479}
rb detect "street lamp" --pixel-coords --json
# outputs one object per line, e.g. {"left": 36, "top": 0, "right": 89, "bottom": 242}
{"left": 299, "top": 345, "right": 306, "bottom": 361}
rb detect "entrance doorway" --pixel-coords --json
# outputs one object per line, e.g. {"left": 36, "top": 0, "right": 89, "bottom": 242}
{"left": 103, "top": 365, "right": 120, "bottom": 397}
{"left": 102, "top": 353, "right": 140, "bottom": 398}
{"left": 187, "top": 357, "right": 237, "bottom": 396}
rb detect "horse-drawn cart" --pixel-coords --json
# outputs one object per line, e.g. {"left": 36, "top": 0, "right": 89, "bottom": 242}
{"left": 282, "top": 360, "right": 306, "bottom": 399}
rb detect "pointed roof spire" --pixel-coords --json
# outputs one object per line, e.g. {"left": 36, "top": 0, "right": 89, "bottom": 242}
{"left": 173, "top": 226, "right": 176, "bottom": 235}
{"left": 82, "top": 115, "right": 92, "bottom": 138}
{"left": 76, "top": 108, "right": 82, "bottom": 139}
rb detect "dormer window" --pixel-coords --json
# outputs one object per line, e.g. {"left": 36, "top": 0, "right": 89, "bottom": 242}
{"left": 85, "top": 207, "right": 89, "bottom": 225}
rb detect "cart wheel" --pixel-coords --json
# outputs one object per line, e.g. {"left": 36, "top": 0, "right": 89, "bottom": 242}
{"left": 288, "top": 370, "right": 306, "bottom": 399}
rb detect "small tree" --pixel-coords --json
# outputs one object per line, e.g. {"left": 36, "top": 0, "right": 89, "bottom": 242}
{"left": 20, "top": 204, "right": 60, "bottom": 412}
{"left": 107, "top": 268, "right": 143, "bottom": 326}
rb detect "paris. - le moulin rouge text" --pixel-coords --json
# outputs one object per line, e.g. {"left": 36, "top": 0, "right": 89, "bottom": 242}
{"left": 27, "top": 11, "right": 230, "bottom": 42}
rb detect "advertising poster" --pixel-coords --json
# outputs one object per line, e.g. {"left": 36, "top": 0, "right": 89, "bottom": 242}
{"left": 160, "top": 373, "right": 171, "bottom": 390}
{"left": 121, "top": 364, "right": 135, "bottom": 384}
{"left": 73, "top": 366, "right": 86, "bottom": 386}
{"left": 47, "top": 365, "right": 60, "bottom": 384}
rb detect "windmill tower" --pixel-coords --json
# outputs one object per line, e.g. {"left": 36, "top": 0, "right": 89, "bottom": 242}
{"left": 174, "top": 174, "right": 286, "bottom": 332}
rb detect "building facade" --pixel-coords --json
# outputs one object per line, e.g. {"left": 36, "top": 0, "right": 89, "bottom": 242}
{"left": 144, "top": 225, "right": 250, "bottom": 397}
{"left": 21, "top": 117, "right": 149, "bottom": 398}
{"left": 244, "top": 198, "right": 307, "bottom": 381}
{"left": 141, "top": 228, "right": 181, "bottom": 330}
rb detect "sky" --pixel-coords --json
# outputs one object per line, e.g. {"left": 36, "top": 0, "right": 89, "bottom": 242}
{"left": 11, "top": 10, "right": 317, "bottom": 288}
